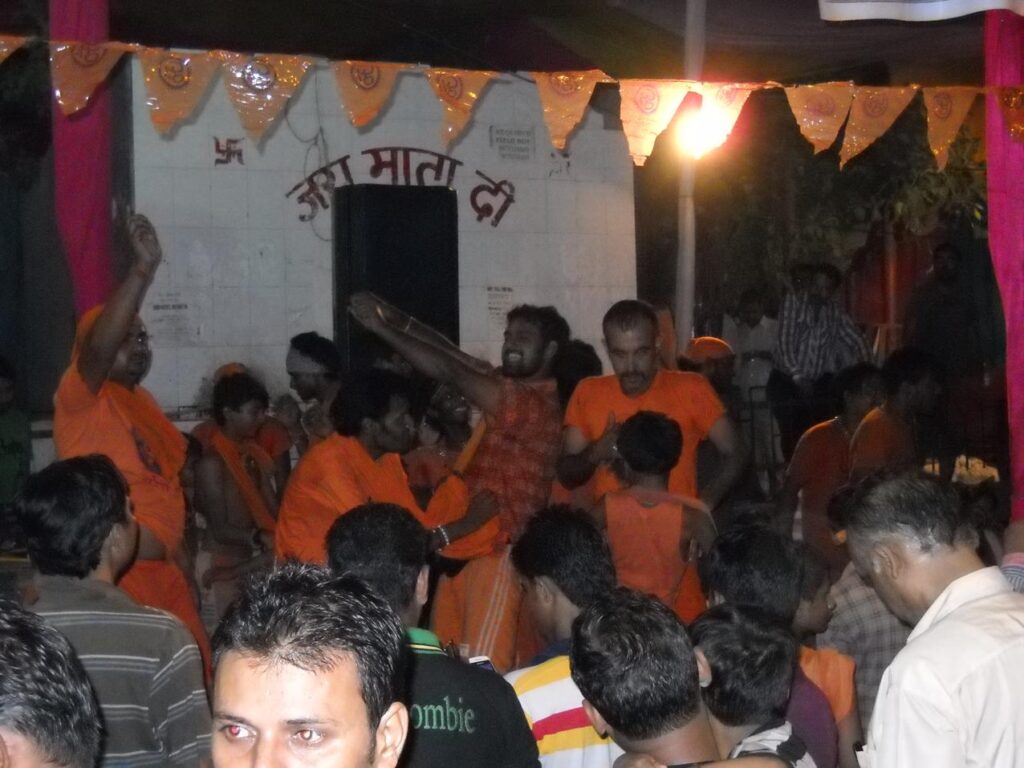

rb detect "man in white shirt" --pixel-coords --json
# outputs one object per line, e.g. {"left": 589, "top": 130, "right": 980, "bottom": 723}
{"left": 844, "top": 471, "right": 1024, "bottom": 768}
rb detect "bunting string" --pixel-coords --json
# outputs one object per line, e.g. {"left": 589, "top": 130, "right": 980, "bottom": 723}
{"left": 0, "top": 32, "right": 1014, "bottom": 166}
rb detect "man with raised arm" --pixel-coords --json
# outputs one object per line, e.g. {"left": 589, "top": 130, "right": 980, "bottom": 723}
{"left": 53, "top": 214, "right": 210, "bottom": 671}
{"left": 349, "top": 293, "right": 565, "bottom": 672}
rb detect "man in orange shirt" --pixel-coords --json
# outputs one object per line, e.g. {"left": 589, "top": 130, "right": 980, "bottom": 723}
{"left": 850, "top": 348, "right": 942, "bottom": 480}
{"left": 559, "top": 300, "right": 747, "bottom": 511}
{"left": 275, "top": 369, "right": 497, "bottom": 566}
{"left": 779, "top": 363, "right": 883, "bottom": 580}
{"left": 349, "top": 293, "right": 565, "bottom": 672}
{"left": 53, "top": 214, "right": 210, "bottom": 670}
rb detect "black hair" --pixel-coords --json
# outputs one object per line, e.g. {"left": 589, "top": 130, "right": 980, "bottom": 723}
{"left": 689, "top": 604, "right": 797, "bottom": 727}
{"left": 507, "top": 304, "right": 571, "bottom": 351}
{"left": 326, "top": 503, "right": 428, "bottom": 614}
{"left": 826, "top": 483, "right": 857, "bottom": 534}
{"left": 616, "top": 411, "right": 682, "bottom": 476}
{"left": 289, "top": 331, "right": 343, "bottom": 376}
{"left": 183, "top": 432, "right": 204, "bottom": 462}
{"left": 881, "top": 347, "right": 940, "bottom": 397}
{"left": 0, "top": 354, "right": 15, "bottom": 382}
{"left": 512, "top": 505, "right": 616, "bottom": 609}
{"left": 0, "top": 601, "right": 101, "bottom": 768}
{"left": 845, "top": 471, "right": 978, "bottom": 553}
{"left": 553, "top": 339, "right": 603, "bottom": 410}
{"left": 602, "top": 300, "right": 658, "bottom": 335}
{"left": 212, "top": 562, "right": 405, "bottom": 731}
{"left": 833, "top": 362, "right": 881, "bottom": 406}
{"left": 570, "top": 587, "right": 701, "bottom": 742}
{"left": 212, "top": 372, "right": 269, "bottom": 427}
{"left": 794, "top": 542, "right": 830, "bottom": 601}
{"left": 16, "top": 455, "right": 129, "bottom": 578}
{"left": 330, "top": 369, "right": 413, "bottom": 437}
{"left": 698, "top": 525, "right": 803, "bottom": 626}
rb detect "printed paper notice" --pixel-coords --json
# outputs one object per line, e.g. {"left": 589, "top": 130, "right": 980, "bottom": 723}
{"left": 487, "top": 285, "right": 516, "bottom": 339}
{"left": 145, "top": 290, "right": 208, "bottom": 347}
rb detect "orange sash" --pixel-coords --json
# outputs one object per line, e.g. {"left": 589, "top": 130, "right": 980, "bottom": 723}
{"left": 209, "top": 428, "right": 276, "bottom": 534}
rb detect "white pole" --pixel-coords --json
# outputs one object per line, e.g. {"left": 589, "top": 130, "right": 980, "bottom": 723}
{"left": 674, "top": 0, "right": 706, "bottom": 345}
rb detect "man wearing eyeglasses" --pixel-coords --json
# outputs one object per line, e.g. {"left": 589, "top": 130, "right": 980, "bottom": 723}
{"left": 53, "top": 214, "right": 212, "bottom": 676}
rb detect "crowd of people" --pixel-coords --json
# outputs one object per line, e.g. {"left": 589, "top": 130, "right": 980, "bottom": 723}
{"left": 2, "top": 214, "right": 1023, "bottom": 768}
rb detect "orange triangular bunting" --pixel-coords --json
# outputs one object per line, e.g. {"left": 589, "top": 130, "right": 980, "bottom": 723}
{"left": 923, "top": 87, "right": 979, "bottom": 170}
{"left": 139, "top": 48, "right": 221, "bottom": 135}
{"left": 334, "top": 61, "right": 406, "bottom": 128}
{"left": 0, "top": 36, "right": 26, "bottom": 67}
{"left": 784, "top": 82, "right": 854, "bottom": 154}
{"left": 839, "top": 86, "right": 918, "bottom": 168}
{"left": 426, "top": 68, "right": 496, "bottom": 146}
{"left": 220, "top": 52, "right": 314, "bottom": 142}
{"left": 619, "top": 80, "right": 692, "bottom": 166}
{"left": 50, "top": 42, "right": 125, "bottom": 115}
{"left": 532, "top": 70, "right": 612, "bottom": 151}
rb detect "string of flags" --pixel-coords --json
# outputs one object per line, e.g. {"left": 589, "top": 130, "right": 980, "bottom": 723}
{"left": 2, "top": 34, "right": 1022, "bottom": 169}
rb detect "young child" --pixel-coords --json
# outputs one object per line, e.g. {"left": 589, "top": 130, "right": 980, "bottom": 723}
{"left": 793, "top": 542, "right": 862, "bottom": 768}
{"left": 589, "top": 410, "right": 716, "bottom": 622}
{"left": 690, "top": 604, "right": 817, "bottom": 767}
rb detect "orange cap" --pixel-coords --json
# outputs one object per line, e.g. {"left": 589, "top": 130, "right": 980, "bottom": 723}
{"left": 686, "top": 336, "right": 734, "bottom": 363}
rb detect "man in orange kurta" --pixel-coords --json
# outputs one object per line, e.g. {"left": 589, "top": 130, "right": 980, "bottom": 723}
{"left": 850, "top": 348, "right": 942, "bottom": 480}
{"left": 274, "top": 368, "right": 498, "bottom": 566}
{"left": 779, "top": 363, "right": 883, "bottom": 580}
{"left": 53, "top": 215, "right": 211, "bottom": 673}
{"left": 349, "top": 294, "right": 565, "bottom": 672}
{"left": 559, "top": 300, "right": 747, "bottom": 512}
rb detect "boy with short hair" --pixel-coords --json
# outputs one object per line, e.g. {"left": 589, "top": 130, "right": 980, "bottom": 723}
{"left": 792, "top": 544, "right": 861, "bottom": 768}
{"left": 196, "top": 372, "right": 278, "bottom": 619}
{"left": 591, "top": 410, "right": 715, "bottom": 621}
{"left": 689, "top": 604, "right": 816, "bottom": 767}
{"left": 507, "top": 506, "right": 621, "bottom": 768}
{"left": 700, "top": 526, "right": 838, "bottom": 768}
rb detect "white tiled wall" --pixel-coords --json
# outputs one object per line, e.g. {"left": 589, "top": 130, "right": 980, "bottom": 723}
{"left": 131, "top": 60, "right": 637, "bottom": 408}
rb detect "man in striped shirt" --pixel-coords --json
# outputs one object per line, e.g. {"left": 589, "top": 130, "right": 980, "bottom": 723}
{"left": 17, "top": 455, "right": 211, "bottom": 768}
{"left": 769, "top": 264, "right": 869, "bottom": 459}
{"left": 506, "top": 506, "right": 622, "bottom": 768}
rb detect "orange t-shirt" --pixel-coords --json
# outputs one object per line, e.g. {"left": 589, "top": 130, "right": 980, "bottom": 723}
{"left": 800, "top": 645, "right": 857, "bottom": 724}
{"left": 274, "top": 434, "right": 492, "bottom": 565}
{"left": 849, "top": 406, "right": 916, "bottom": 477}
{"left": 564, "top": 370, "right": 726, "bottom": 501}
{"left": 54, "top": 365, "right": 187, "bottom": 553}
{"left": 787, "top": 418, "right": 851, "bottom": 571}
{"left": 604, "top": 488, "right": 705, "bottom": 620}
{"left": 193, "top": 417, "right": 293, "bottom": 459}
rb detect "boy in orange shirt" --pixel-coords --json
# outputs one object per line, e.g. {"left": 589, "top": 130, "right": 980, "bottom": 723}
{"left": 589, "top": 411, "right": 715, "bottom": 623}
{"left": 793, "top": 542, "right": 862, "bottom": 768}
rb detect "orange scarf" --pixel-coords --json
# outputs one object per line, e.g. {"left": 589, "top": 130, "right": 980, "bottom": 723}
{"left": 209, "top": 427, "right": 276, "bottom": 534}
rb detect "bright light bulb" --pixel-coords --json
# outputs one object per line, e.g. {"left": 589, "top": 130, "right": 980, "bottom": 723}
{"left": 674, "top": 102, "right": 733, "bottom": 159}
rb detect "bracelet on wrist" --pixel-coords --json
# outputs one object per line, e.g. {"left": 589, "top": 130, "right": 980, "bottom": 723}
{"left": 434, "top": 525, "right": 451, "bottom": 548}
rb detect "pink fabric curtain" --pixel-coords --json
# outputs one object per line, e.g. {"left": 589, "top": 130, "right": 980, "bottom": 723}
{"left": 50, "top": 0, "right": 113, "bottom": 316}
{"left": 985, "top": 10, "right": 1024, "bottom": 520}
